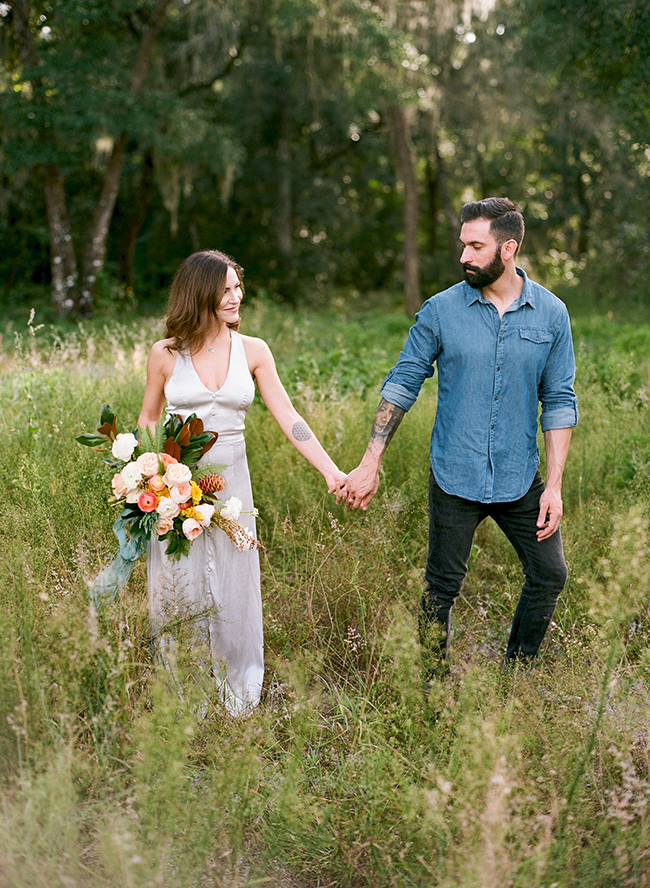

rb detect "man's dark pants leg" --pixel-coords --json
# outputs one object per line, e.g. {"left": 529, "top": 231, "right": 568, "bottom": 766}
{"left": 420, "top": 470, "right": 568, "bottom": 666}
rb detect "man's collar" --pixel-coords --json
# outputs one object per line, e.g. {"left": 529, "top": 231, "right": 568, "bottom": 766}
{"left": 464, "top": 267, "right": 536, "bottom": 309}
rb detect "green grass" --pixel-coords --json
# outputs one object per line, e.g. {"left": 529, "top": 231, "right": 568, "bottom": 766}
{"left": 1, "top": 299, "right": 650, "bottom": 886}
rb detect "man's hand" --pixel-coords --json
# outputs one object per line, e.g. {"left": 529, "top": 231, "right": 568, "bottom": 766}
{"left": 537, "top": 486, "right": 563, "bottom": 540}
{"left": 336, "top": 459, "right": 380, "bottom": 511}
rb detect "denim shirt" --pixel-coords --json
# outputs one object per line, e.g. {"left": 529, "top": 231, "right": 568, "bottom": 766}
{"left": 381, "top": 269, "right": 578, "bottom": 503}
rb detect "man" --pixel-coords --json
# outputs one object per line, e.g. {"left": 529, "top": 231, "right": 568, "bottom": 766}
{"left": 338, "top": 198, "right": 578, "bottom": 671}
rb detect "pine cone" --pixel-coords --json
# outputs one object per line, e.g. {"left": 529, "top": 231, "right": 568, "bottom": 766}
{"left": 198, "top": 473, "right": 225, "bottom": 494}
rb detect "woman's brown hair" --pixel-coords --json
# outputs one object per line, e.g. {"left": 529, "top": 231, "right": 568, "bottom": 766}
{"left": 164, "top": 250, "right": 244, "bottom": 353}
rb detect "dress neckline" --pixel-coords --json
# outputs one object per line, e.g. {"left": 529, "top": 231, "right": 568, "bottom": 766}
{"left": 188, "top": 331, "right": 235, "bottom": 395}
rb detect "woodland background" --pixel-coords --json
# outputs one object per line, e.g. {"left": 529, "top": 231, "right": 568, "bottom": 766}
{"left": 1, "top": 0, "right": 649, "bottom": 319}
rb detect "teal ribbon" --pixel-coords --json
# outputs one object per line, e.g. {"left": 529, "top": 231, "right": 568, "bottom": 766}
{"left": 88, "top": 516, "right": 148, "bottom": 607}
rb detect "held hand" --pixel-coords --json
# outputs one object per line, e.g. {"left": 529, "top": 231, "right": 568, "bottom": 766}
{"left": 537, "top": 486, "right": 563, "bottom": 541}
{"left": 325, "top": 468, "right": 347, "bottom": 495}
{"left": 336, "top": 461, "right": 380, "bottom": 511}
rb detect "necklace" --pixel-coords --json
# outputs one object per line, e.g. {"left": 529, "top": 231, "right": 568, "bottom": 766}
{"left": 208, "top": 348, "right": 215, "bottom": 353}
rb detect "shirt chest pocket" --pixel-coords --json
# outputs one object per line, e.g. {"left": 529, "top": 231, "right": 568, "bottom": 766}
{"left": 518, "top": 328, "right": 554, "bottom": 345}
{"left": 516, "top": 328, "right": 554, "bottom": 374}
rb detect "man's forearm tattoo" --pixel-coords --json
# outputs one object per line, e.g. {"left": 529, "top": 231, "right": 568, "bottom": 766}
{"left": 292, "top": 421, "right": 313, "bottom": 442}
{"left": 370, "top": 398, "right": 405, "bottom": 451}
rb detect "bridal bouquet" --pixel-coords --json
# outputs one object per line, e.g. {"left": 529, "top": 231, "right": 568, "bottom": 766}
{"left": 78, "top": 405, "right": 261, "bottom": 603}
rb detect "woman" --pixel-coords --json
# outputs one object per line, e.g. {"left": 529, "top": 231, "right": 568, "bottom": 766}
{"left": 138, "top": 250, "right": 343, "bottom": 715}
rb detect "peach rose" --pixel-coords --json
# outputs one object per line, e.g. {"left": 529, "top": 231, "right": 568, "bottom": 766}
{"left": 160, "top": 453, "right": 179, "bottom": 469}
{"left": 136, "top": 451, "right": 160, "bottom": 477}
{"left": 169, "top": 482, "right": 193, "bottom": 504}
{"left": 111, "top": 473, "right": 128, "bottom": 499}
{"left": 156, "top": 516, "right": 174, "bottom": 536}
{"left": 156, "top": 496, "right": 181, "bottom": 519}
{"left": 163, "top": 463, "right": 192, "bottom": 487}
{"left": 138, "top": 491, "right": 158, "bottom": 513}
{"left": 148, "top": 473, "right": 166, "bottom": 493}
{"left": 125, "top": 489, "right": 141, "bottom": 504}
{"left": 182, "top": 517, "right": 202, "bottom": 541}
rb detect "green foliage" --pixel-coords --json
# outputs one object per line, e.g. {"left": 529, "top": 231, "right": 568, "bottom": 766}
{"left": 2, "top": 302, "right": 650, "bottom": 886}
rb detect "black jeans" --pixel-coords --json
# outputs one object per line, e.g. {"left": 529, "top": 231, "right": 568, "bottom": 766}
{"left": 421, "top": 470, "right": 568, "bottom": 662}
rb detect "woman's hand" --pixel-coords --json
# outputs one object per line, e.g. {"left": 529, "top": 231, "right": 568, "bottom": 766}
{"left": 325, "top": 467, "right": 347, "bottom": 495}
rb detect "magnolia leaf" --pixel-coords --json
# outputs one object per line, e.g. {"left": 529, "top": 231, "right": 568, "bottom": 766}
{"left": 188, "top": 417, "right": 204, "bottom": 436}
{"left": 164, "top": 438, "right": 181, "bottom": 460}
{"left": 197, "top": 431, "right": 219, "bottom": 456}
{"left": 99, "top": 404, "right": 116, "bottom": 429}
{"left": 77, "top": 433, "right": 111, "bottom": 448}
{"left": 177, "top": 424, "right": 192, "bottom": 447}
{"left": 164, "top": 413, "right": 183, "bottom": 440}
{"left": 98, "top": 405, "right": 118, "bottom": 440}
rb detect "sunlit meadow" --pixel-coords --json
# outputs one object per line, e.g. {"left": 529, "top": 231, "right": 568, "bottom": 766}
{"left": 1, "top": 298, "right": 650, "bottom": 887}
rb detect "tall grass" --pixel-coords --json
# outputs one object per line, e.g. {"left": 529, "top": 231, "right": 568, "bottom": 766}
{"left": 1, "top": 299, "right": 650, "bottom": 886}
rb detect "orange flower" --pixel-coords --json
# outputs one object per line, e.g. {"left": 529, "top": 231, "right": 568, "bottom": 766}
{"left": 138, "top": 491, "right": 158, "bottom": 513}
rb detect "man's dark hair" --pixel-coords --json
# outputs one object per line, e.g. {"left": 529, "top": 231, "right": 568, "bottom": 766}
{"left": 460, "top": 197, "right": 525, "bottom": 253}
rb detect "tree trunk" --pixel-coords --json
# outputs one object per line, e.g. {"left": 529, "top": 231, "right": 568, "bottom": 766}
{"left": 13, "top": 1, "right": 81, "bottom": 312}
{"left": 425, "top": 154, "right": 439, "bottom": 254}
{"left": 388, "top": 104, "right": 421, "bottom": 315}
{"left": 44, "top": 165, "right": 78, "bottom": 315}
{"left": 79, "top": 131, "right": 129, "bottom": 310}
{"left": 118, "top": 148, "right": 155, "bottom": 287}
{"left": 79, "top": 0, "right": 174, "bottom": 312}
{"left": 431, "top": 124, "right": 460, "bottom": 263}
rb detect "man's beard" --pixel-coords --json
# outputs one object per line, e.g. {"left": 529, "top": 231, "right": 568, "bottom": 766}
{"left": 462, "top": 248, "right": 505, "bottom": 289}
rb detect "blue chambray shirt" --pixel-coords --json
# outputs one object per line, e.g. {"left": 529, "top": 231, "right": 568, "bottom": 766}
{"left": 381, "top": 268, "right": 578, "bottom": 503}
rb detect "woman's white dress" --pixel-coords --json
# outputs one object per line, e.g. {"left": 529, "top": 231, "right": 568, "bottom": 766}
{"left": 147, "top": 331, "right": 264, "bottom": 715}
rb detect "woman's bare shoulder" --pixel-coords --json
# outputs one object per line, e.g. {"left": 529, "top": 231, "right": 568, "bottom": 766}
{"left": 147, "top": 338, "right": 178, "bottom": 373}
{"left": 240, "top": 333, "right": 273, "bottom": 358}
{"left": 239, "top": 334, "right": 274, "bottom": 375}
{"left": 149, "top": 336, "right": 176, "bottom": 354}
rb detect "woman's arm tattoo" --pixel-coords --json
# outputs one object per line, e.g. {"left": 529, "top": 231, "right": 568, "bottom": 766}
{"left": 369, "top": 398, "right": 405, "bottom": 451}
{"left": 292, "top": 421, "right": 313, "bottom": 442}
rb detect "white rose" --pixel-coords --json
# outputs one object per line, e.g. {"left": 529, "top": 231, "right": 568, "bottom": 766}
{"left": 121, "top": 461, "right": 143, "bottom": 490}
{"left": 194, "top": 503, "right": 215, "bottom": 527}
{"left": 156, "top": 496, "right": 181, "bottom": 520}
{"left": 125, "top": 489, "right": 141, "bottom": 504}
{"left": 220, "top": 496, "right": 242, "bottom": 521}
{"left": 112, "top": 432, "right": 138, "bottom": 461}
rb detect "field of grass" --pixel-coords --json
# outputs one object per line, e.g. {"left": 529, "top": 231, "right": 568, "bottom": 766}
{"left": 1, "top": 297, "right": 650, "bottom": 887}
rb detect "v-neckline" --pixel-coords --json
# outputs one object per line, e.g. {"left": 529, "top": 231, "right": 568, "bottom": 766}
{"left": 188, "top": 332, "right": 234, "bottom": 394}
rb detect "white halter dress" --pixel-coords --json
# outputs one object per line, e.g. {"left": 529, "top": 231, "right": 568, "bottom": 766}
{"left": 147, "top": 331, "right": 264, "bottom": 715}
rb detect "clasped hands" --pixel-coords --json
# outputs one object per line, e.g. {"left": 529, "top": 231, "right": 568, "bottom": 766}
{"left": 326, "top": 460, "right": 380, "bottom": 512}
{"left": 327, "top": 466, "right": 565, "bottom": 534}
